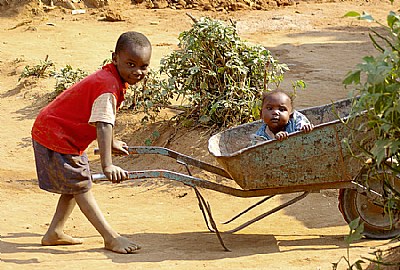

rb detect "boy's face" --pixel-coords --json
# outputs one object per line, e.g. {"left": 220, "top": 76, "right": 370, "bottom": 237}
{"left": 261, "top": 92, "right": 293, "bottom": 133}
{"left": 112, "top": 43, "right": 152, "bottom": 85}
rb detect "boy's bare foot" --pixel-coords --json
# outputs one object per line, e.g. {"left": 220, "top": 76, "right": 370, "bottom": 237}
{"left": 104, "top": 236, "right": 141, "bottom": 254}
{"left": 41, "top": 232, "right": 84, "bottom": 246}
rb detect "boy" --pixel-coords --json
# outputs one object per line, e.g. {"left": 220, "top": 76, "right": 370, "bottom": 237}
{"left": 252, "top": 89, "right": 314, "bottom": 143}
{"left": 31, "top": 31, "right": 152, "bottom": 254}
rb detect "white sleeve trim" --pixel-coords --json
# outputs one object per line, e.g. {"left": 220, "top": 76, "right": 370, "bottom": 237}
{"left": 88, "top": 93, "right": 117, "bottom": 126}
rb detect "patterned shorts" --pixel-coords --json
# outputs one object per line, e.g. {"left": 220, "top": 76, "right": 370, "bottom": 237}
{"left": 33, "top": 140, "right": 92, "bottom": 195}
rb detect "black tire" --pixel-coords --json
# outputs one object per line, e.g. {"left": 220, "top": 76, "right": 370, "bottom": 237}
{"left": 338, "top": 172, "right": 400, "bottom": 239}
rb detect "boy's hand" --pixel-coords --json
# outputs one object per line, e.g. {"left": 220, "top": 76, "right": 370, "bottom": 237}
{"left": 112, "top": 139, "right": 129, "bottom": 155}
{"left": 275, "top": 131, "right": 289, "bottom": 141}
{"left": 301, "top": 124, "right": 314, "bottom": 133}
{"left": 103, "top": 164, "right": 128, "bottom": 183}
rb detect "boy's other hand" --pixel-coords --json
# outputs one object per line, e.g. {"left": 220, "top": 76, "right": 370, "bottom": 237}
{"left": 103, "top": 165, "right": 128, "bottom": 183}
{"left": 112, "top": 139, "right": 129, "bottom": 155}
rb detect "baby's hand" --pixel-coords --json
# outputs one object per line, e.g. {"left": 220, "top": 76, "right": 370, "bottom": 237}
{"left": 103, "top": 165, "right": 128, "bottom": 183}
{"left": 301, "top": 124, "right": 314, "bottom": 133}
{"left": 275, "top": 131, "right": 289, "bottom": 141}
{"left": 112, "top": 139, "right": 129, "bottom": 155}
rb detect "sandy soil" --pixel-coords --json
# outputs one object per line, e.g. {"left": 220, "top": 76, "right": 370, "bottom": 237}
{"left": 1, "top": 0, "right": 399, "bottom": 269}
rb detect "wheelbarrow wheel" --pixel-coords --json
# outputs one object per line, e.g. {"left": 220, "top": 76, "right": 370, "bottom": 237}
{"left": 338, "top": 171, "right": 400, "bottom": 239}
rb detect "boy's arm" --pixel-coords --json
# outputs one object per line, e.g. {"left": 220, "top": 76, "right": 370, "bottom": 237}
{"left": 96, "top": 121, "right": 128, "bottom": 182}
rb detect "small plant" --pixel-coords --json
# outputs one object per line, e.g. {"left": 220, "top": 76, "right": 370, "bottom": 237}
{"left": 332, "top": 217, "right": 365, "bottom": 270}
{"left": 50, "top": 65, "right": 88, "bottom": 97}
{"left": 18, "top": 55, "right": 54, "bottom": 81}
{"left": 144, "top": 130, "right": 160, "bottom": 146}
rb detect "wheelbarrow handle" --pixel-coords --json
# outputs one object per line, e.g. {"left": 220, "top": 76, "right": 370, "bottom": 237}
{"left": 92, "top": 173, "right": 108, "bottom": 182}
{"left": 93, "top": 146, "right": 232, "bottom": 179}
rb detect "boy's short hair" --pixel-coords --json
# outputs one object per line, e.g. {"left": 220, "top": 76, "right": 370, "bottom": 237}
{"left": 115, "top": 31, "right": 151, "bottom": 53}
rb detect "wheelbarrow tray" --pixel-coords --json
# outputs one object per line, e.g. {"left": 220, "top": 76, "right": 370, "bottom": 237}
{"left": 208, "top": 98, "right": 368, "bottom": 190}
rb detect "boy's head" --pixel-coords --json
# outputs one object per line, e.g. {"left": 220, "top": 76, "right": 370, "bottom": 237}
{"left": 112, "top": 31, "right": 152, "bottom": 85}
{"left": 260, "top": 90, "right": 293, "bottom": 133}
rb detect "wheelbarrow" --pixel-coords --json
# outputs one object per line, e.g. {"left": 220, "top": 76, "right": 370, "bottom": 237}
{"left": 92, "top": 97, "right": 400, "bottom": 251}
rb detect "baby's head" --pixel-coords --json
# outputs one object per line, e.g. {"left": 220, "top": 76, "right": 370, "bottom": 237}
{"left": 260, "top": 89, "right": 294, "bottom": 133}
{"left": 112, "top": 31, "right": 152, "bottom": 85}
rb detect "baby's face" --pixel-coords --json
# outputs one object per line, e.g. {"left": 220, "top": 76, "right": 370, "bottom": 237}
{"left": 112, "top": 43, "right": 152, "bottom": 85}
{"left": 261, "top": 92, "right": 292, "bottom": 133}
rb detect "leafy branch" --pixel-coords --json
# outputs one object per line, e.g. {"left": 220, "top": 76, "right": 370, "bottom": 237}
{"left": 343, "top": 10, "right": 400, "bottom": 175}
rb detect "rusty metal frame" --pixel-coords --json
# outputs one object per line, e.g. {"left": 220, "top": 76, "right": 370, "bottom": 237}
{"left": 91, "top": 146, "right": 363, "bottom": 251}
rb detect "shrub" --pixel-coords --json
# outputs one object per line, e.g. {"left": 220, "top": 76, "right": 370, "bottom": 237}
{"left": 343, "top": 10, "right": 400, "bottom": 174}
{"left": 125, "top": 16, "right": 297, "bottom": 128}
{"left": 156, "top": 16, "right": 290, "bottom": 128}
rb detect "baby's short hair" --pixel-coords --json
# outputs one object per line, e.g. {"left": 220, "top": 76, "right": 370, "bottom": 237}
{"left": 262, "top": 89, "right": 293, "bottom": 106}
{"left": 115, "top": 31, "right": 151, "bottom": 53}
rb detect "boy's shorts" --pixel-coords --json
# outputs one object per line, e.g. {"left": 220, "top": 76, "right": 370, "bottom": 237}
{"left": 32, "top": 140, "right": 92, "bottom": 195}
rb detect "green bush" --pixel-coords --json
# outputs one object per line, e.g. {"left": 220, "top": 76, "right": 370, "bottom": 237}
{"left": 155, "top": 16, "right": 290, "bottom": 128}
{"left": 124, "top": 16, "right": 296, "bottom": 128}
{"left": 343, "top": 10, "right": 400, "bottom": 174}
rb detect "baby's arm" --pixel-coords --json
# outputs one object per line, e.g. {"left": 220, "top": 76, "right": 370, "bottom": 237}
{"left": 294, "top": 111, "right": 314, "bottom": 134}
{"left": 96, "top": 122, "right": 128, "bottom": 182}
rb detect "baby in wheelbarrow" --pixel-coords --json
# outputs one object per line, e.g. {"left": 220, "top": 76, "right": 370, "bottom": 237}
{"left": 251, "top": 89, "right": 314, "bottom": 144}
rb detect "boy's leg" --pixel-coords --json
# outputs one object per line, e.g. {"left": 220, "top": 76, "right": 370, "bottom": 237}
{"left": 74, "top": 190, "right": 140, "bottom": 254}
{"left": 42, "top": 194, "right": 84, "bottom": 245}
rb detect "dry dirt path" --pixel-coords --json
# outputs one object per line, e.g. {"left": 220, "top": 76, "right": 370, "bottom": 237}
{"left": 0, "top": 1, "right": 398, "bottom": 269}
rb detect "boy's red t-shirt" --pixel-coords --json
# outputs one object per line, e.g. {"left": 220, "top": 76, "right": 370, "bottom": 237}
{"left": 31, "top": 63, "right": 129, "bottom": 155}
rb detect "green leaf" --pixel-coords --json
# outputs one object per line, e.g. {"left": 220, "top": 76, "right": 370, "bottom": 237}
{"left": 353, "top": 222, "right": 364, "bottom": 241}
{"left": 343, "top": 70, "right": 361, "bottom": 85}
{"left": 371, "top": 139, "right": 393, "bottom": 164}
{"left": 345, "top": 217, "right": 363, "bottom": 244}
{"left": 343, "top": 11, "right": 361, "bottom": 18}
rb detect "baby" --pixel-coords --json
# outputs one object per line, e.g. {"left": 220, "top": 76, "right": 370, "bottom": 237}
{"left": 251, "top": 89, "right": 314, "bottom": 144}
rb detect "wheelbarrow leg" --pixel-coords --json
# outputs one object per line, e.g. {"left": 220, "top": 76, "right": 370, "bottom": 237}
{"left": 222, "top": 195, "right": 276, "bottom": 224}
{"left": 192, "top": 186, "right": 230, "bottom": 252}
{"left": 179, "top": 160, "right": 230, "bottom": 251}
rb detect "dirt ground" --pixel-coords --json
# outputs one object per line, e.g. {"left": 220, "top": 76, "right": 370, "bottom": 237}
{"left": 1, "top": 0, "right": 400, "bottom": 269}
